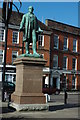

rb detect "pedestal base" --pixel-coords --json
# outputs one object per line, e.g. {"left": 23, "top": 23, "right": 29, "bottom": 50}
{"left": 9, "top": 102, "right": 49, "bottom": 111}
{"left": 11, "top": 92, "right": 46, "bottom": 104}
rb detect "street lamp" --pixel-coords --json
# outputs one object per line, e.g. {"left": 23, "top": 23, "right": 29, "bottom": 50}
{"left": 2, "top": 1, "right": 10, "bottom": 102}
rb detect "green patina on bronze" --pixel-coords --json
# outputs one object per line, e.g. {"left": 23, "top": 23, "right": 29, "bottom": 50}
{"left": 19, "top": 6, "right": 43, "bottom": 58}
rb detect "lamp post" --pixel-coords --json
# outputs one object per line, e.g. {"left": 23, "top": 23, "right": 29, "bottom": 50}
{"left": 2, "top": 0, "right": 22, "bottom": 102}
{"left": 2, "top": 1, "right": 10, "bottom": 102}
{"left": 63, "top": 73, "right": 67, "bottom": 104}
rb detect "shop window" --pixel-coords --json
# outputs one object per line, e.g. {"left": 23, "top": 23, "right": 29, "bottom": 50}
{"left": 54, "top": 34, "right": 59, "bottom": 49}
{"left": 5, "top": 74, "right": 12, "bottom": 82}
{"left": 13, "top": 75, "right": 16, "bottom": 82}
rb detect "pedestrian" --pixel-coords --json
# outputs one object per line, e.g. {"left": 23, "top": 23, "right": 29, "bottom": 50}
{"left": 4, "top": 91, "right": 7, "bottom": 101}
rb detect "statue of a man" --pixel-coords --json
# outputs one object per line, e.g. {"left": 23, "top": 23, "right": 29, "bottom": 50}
{"left": 19, "top": 6, "right": 42, "bottom": 57}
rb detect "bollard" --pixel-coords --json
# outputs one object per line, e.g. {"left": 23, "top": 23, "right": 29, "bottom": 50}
{"left": 64, "top": 91, "right": 67, "bottom": 104}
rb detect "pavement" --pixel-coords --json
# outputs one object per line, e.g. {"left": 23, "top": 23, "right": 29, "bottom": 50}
{"left": 0, "top": 92, "right": 80, "bottom": 119}
{"left": 60, "top": 91, "right": 80, "bottom": 95}
{"left": 0, "top": 101, "right": 80, "bottom": 119}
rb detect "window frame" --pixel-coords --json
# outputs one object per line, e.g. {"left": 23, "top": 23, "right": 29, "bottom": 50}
{"left": 12, "top": 51, "right": 18, "bottom": 63}
{"left": 63, "top": 56, "right": 68, "bottom": 70}
{"left": 38, "top": 35, "right": 44, "bottom": 47}
{"left": 0, "top": 28, "right": 5, "bottom": 42}
{"left": 63, "top": 37, "right": 68, "bottom": 50}
{"left": 72, "top": 58, "right": 77, "bottom": 70}
{"left": 73, "top": 39, "right": 77, "bottom": 52}
{"left": 62, "top": 76, "right": 67, "bottom": 89}
{"left": 53, "top": 34, "right": 59, "bottom": 49}
{"left": 72, "top": 76, "right": 77, "bottom": 89}
{"left": 53, "top": 55, "right": 58, "bottom": 68}
{"left": 0, "top": 50, "right": 4, "bottom": 64}
{"left": 12, "top": 31, "right": 19, "bottom": 44}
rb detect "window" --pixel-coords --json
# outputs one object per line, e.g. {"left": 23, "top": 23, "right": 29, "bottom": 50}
{"left": 54, "top": 35, "right": 59, "bottom": 49}
{"left": 5, "top": 74, "right": 12, "bottom": 82}
{"left": 53, "top": 55, "right": 58, "bottom": 68}
{"left": 63, "top": 37, "right": 68, "bottom": 50}
{"left": 13, "top": 31, "right": 19, "bottom": 44}
{"left": 12, "top": 51, "right": 18, "bottom": 63}
{"left": 38, "top": 35, "right": 44, "bottom": 47}
{"left": 72, "top": 58, "right": 77, "bottom": 70}
{"left": 73, "top": 39, "right": 77, "bottom": 52}
{"left": 0, "top": 50, "right": 4, "bottom": 64}
{"left": 63, "top": 56, "right": 68, "bottom": 69}
{"left": 5, "top": 74, "right": 16, "bottom": 83}
{"left": 5, "top": 74, "right": 9, "bottom": 81}
{"left": 72, "top": 76, "right": 76, "bottom": 89}
{"left": 13, "top": 75, "right": 16, "bottom": 82}
{"left": 0, "top": 28, "right": 5, "bottom": 42}
{"left": 62, "top": 76, "right": 67, "bottom": 89}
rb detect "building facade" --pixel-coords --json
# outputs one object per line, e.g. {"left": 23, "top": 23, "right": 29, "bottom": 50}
{"left": 46, "top": 19, "right": 80, "bottom": 91}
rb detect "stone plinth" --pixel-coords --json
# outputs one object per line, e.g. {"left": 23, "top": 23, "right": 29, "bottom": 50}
{"left": 11, "top": 57, "right": 48, "bottom": 110}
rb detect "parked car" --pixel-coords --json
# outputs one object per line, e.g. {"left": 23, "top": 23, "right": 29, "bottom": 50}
{"left": 0, "top": 81, "right": 15, "bottom": 94}
{"left": 42, "top": 87, "right": 60, "bottom": 95}
{"left": 42, "top": 87, "right": 56, "bottom": 95}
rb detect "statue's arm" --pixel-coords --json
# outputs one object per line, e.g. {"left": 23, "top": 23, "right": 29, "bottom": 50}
{"left": 36, "top": 18, "right": 43, "bottom": 33}
{"left": 19, "top": 15, "right": 25, "bottom": 31}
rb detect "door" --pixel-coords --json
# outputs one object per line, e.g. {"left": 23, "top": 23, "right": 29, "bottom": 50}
{"left": 53, "top": 77, "right": 57, "bottom": 88}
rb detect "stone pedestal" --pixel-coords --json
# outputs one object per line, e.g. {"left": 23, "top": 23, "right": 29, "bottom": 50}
{"left": 10, "top": 57, "right": 48, "bottom": 111}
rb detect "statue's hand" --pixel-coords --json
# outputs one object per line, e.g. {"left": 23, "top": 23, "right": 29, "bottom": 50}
{"left": 38, "top": 27, "right": 43, "bottom": 32}
{"left": 36, "top": 27, "right": 43, "bottom": 33}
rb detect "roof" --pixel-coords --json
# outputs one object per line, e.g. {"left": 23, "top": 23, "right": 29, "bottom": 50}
{"left": 0, "top": 8, "right": 80, "bottom": 35}
{"left": 46, "top": 19, "right": 80, "bottom": 36}
{"left": 0, "top": 8, "right": 51, "bottom": 31}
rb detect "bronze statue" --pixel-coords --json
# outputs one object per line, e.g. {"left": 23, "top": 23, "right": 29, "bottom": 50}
{"left": 19, "top": 6, "right": 43, "bottom": 58}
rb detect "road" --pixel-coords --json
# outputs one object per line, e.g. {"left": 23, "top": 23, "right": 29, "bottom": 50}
{"left": 0, "top": 92, "right": 80, "bottom": 119}
{"left": 50, "top": 92, "right": 79, "bottom": 104}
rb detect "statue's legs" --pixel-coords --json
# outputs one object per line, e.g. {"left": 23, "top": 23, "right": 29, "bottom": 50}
{"left": 32, "top": 30, "right": 40, "bottom": 57}
{"left": 25, "top": 42, "right": 29, "bottom": 54}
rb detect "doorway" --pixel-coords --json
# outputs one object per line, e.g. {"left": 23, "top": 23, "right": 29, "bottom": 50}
{"left": 53, "top": 77, "right": 57, "bottom": 88}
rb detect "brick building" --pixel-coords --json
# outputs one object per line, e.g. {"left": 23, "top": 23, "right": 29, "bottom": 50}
{"left": 46, "top": 19, "right": 80, "bottom": 91}
{"left": 0, "top": 9, "right": 80, "bottom": 91}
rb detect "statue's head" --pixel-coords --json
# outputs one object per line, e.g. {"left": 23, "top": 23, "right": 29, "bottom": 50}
{"left": 28, "top": 6, "right": 34, "bottom": 13}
